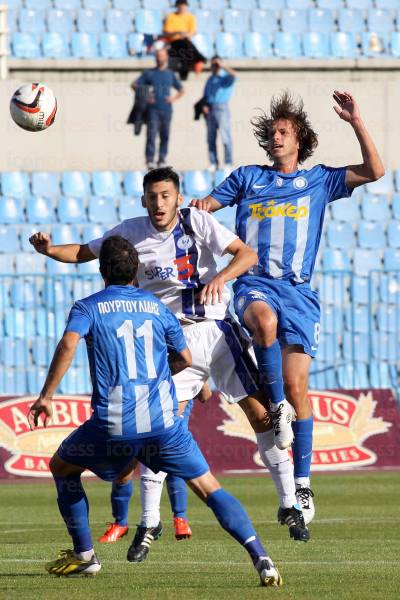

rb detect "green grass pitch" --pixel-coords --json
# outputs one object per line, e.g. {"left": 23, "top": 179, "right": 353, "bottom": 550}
{"left": 1, "top": 472, "right": 399, "bottom": 600}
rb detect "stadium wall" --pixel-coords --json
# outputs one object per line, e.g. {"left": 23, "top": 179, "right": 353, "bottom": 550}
{"left": 0, "top": 67, "right": 397, "bottom": 172}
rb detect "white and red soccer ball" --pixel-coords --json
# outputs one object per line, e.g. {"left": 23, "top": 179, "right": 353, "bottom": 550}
{"left": 10, "top": 83, "right": 57, "bottom": 132}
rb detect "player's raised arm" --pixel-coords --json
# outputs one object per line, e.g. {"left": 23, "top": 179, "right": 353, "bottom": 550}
{"left": 28, "top": 331, "right": 80, "bottom": 429}
{"left": 29, "top": 231, "right": 95, "bottom": 263}
{"left": 333, "top": 90, "right": 385, "bottom": 189}
{"left": 200, "top": 238, "right": 257, "bottom": 305}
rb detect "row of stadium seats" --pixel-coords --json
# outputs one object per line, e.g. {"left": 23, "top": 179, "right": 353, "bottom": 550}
{"left": 8, "top": 7, "right": 400, "bottom": 35}
{"left": 11, "top": 30, "right": 400, "bottom": 60}
{"left": 0, "top": 169, "right": 397, "bottom": 200}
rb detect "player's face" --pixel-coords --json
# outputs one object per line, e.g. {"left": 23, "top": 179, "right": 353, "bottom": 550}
{"left": 142, "top": 180, "right": 183, "bottom": 231}
{"left": 268, "top": 119, "right": 299, "bottom": 162}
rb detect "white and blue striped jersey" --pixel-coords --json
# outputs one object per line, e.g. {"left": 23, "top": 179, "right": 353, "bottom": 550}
{"left": 211, "top": 164, "right": 350, "bottom": 284}
{"left": 88, "top": 208, "right": 238, "bottom": 321}
{"left": 65, "top": 285, "right": 187, "bottom": 439}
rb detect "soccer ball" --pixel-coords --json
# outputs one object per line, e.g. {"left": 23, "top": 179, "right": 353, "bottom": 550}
{"left": 10, "top": 83, "right": 57, "bottom": 132}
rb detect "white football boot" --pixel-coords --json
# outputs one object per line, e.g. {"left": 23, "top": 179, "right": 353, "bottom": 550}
{"left": 295, "top": 478, "right": 315, "bottom": 525}
{"left": 270, "top": 399, "right": 294, "bottom": 450}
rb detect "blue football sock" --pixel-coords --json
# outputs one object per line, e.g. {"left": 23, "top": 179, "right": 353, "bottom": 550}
{"left": 253, "top": 341, "right": 285, "bottom": 405}
{"left": 206, "top": 488, "right": 268, "bottom": 563}
{"left": 166, "top": 474, "right": 187, "bottom": 519}
{"left": 292, "top": 416, "right": 314, "bottom": 479}
{"left": 54, "top": 474, "right": 92, "bottom": 553}
{"left": 111, "top": 481, "right": 133, "bottom": 526}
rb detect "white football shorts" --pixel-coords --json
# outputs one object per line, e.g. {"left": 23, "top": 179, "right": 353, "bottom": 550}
{"left": 172, "top": 318, "right": 260, "bottom": 404}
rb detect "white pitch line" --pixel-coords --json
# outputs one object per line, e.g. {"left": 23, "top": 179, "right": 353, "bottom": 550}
{"left": 0, "top": 559, "right": 399, "bottom": 566}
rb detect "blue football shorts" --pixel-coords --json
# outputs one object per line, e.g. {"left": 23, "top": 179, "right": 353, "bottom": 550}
{"left": 233, "top": 275, "right": 321, "bottom": 358}
{"left": 57, "top": 416, "right": 209, "bottom": 482}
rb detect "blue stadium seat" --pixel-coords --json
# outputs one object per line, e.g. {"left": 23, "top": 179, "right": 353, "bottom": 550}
{"left": 379, "top": 273, "right": 400, "bottom": 304}
{"left": 390, "top": 32, "right": 400, "bottom": 58}
{"left": 54, "top": 0, "right": 80, "bottom": 8}
{"left": 303, "top": 32, "right": 330, "bottom": 58}
{"left": 274, "top": 32, "right": 302, "bottom": 58}
{"left": 331, "top": 196, "right": 360, "bottom": 221}
{"left": 1, "top": 338, "right": 28, "bottom": 368}
{"left": 77, "top": 261, "right": 100, "bottom": 275}
{"left": 83, "top": 0, "right": 108, "bottom": 8}
{"left": 338, "top": 9, "right": 365, "bottom": 33}
{"left": 31, "top": 172, "right": 61, "bottom": 198}
{"left": 47, "top": 260, "right": 77, "bottom": 275}
{"left": 77, "top": 9, "right": 104, "bottom": 33}
{"left": 287, "top": 0, "right": 312, "bottom": 7}
{"left": 58, "top": 196, "right": 86, "bottom": 224}
{"left": 223, "top": 9, "right": 249, "bottom": 33}
{"left": 327, "top": 221, "right": 355, "bottom": 249}
{"left": 128, "top": 33, "right": 147, "bottom": 56}
{"left": 376, "top": 0, "right": 399, "bottom": 7}
{"left": 387, "top": 222, "right": 400, "bottom": 248}
{"left": 44, "top": 277, "right": 70, "bottom": 308}
{"left": 11, "top": 32, "right": 41, "bottom": 59}
{"left": 32, "top": 337, "right": 56, "bottom": 367}
{"left": 384, "top": 247, "right": 400, "bottom": 269}
{"left": 347, "top": 0, "right": 371, "bottom": 8}
{"left": 395, "top": 171, "right": 400, "bottom": 193}
{"left": 200, "top": 0, "right": 225, "bottom": 9}
{"left": 26, "top": 197, "right": 55, "bottom": 224}
{"left": 370, "top": 360, "right": 391, "bottom": 389}
{"left": 113, "top": 0, "right": 140, "bottom": 8}
{"left": 19, "top": 9, "right": 46, "bottom": 34}
{"left": 0, "top": 226, "right": 19, "bottom": 253}
{"left": 392, "top": 193, "right": 400, "bottom": 218}
{"left": 323, "top": 248, "right": 351, "bottom": 271}
{"left": 82, "top": 224, "right": 107, "bottom": 243}
{"left": 92, "top": 171, "right": 121, "bottom": 197}
{"left": 372, "top": 330, "right": 397, "bottom": 362}
{"left": 106, "top": 9, "right": 134, "bottom": 34}
{"left": 100, "top": 33, "right": 128, "bottom": 58}
{"left": 317, "top": 0, "right": 343, "bottom": 8}
{"left": 345, "top": 304, "right": 369, "bottom": 333}
{"left": 308, "top": 8, "right": 335, "bottom": 33}
{"left": 194, "top": 10, "right": 220, "bottom": 34}
{"left": 367, "top": 9, "right": 393, "bottom": 33}
{"left": 365, "top": 172, "right": 393, "bottom": 194}
{"left": 316, "top": 273, "right": 349, "bottom": 306}
{"left": 320, "top": 305, "right": 343, "bottom": 334}
{"left": 2, "top": 0, "right": 21, "bottom": 8}
{"left": 1, "top": 172, "right": 29, "bottom": 199}
{"left": 10, "top": 278, "right": 38, "bottom": 309}
{"left": 330, "top": 32, "right": 358, "bottom": 58}
{"left": 183, "top": 171, "right": 213, "bottom": 197}
{"left": 118, "top": 196, "right": 145, "bottom": 220}
{"left": 258, "top": 0, "right": 285, "bottom": 8}
{"left": 338, "top": 363, "right": 369, "bottom": 388}
{"left": 135, "top": 10, "right": 163, "bottom": 35}
{"left": 73, "top": 276, "right": 103, "bottom": 300}
{"left": 309, "top": 361, "right": 338, "bottom": 390}
{"left": 358, "top": 221, "right": 385, "bottom": 249}
{"left": 0, "top": 255, "right": 15, "bottom": 273}
{"left": 71, "top": 32, "right": 99, "bottom": 58}
{"left": 52, "top": 225, "right": 81, "bottom": 245}
{"left": 317, "top": 332, "right": 341, "bottom": 363}
{"left": 361, "top": 32, "right": 387, "bottom": 57}
{"left": 143, "top": 0, "right": 170, "bottom": 9}
{"left": 192, "top": 33, "right": 215, "bottom": 59}
{"left": 214, "top": 167, "right": 231, "bottom": 187}
{"left": 6, "top": 10, "right": 18, "bottom": 33}
{"left": 343, "top": 331, "right": 370, "bottom": 362}
{"left": 377, "top": 303, "right": 399, "bottom": 333}
{"left": 124, "top": 171, "right": 144, "bottom": 197}
{"left": 353, "top": 248, "right": 382, "bottom": 276}
{"left": 62, "top": 171, "right": 91, "bottom": 198}
{"left": 0, "top": 198, "right": 24, "bottom": 224}
{"left": 88, "top": 196, "right": 118, "bottom": 224}
{"left": 231, "top": 0, "right": 256, "bottom": 8}
{"left": 47, "top": 9, "right": 74, "bottom": 34}
{"left": 42, "top": 32, "right": 71, "bottom": 58}
{"left": 250, "top": 9, "right": 278, "bottom": 34}
{"left": 216, "top": 32, "right": 244, "bottom": 58}
{"left": 5, "top": 308, "right": 36, "bottom": 338}
{"left": 244, "top": 33, "right": 273, "bottom": 58}
{"left": 281, "top": 9, "right": 307, "bottom": 33}
{"left": 361, "top": 194, "right": 389, "bottom": 221}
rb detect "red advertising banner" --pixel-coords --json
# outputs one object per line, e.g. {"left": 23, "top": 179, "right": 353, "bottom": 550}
{"left": 0, "top": 389, "right": 399, "bottom": 478}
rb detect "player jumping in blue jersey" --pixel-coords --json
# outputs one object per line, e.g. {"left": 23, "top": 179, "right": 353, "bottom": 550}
{"left": 191, "top": 90, "right": 384, "bottom": 524}
{"left": 28, "top": 235, "right": 282, "bottom": 587}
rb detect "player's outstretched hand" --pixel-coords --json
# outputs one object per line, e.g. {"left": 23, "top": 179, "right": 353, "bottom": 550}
{"left": 29, "top": 231, "right": 52, "bottom": 255}
{"left": 198, "top": 274, "right": 225, "bottom": 305}
{"left": 190, "top": 198, "right": 213, "bottom": 212}
{"left": 333, "top": 90, "right": 361, "bottom": 124}
{"left": 28, "top": 396, "right": 53, "bottom": 430}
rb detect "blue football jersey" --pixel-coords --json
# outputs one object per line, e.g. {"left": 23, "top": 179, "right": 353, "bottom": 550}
{"left": 64, "top": 285, "right": 187, "bottom": 439}
{"left": 211, "top": 164, "right": 351, "bottom": 283}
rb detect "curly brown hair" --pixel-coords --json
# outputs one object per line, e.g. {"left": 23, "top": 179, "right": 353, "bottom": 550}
{"left": 251, "top": 90, "right": 318, "bottom": 164}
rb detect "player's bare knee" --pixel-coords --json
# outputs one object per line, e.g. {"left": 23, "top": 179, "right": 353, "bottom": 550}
{"left": 247, "top": 313, "right": 277, "bottom": 346}
{"left": 284, "top": 377, "right": 308, "bottom": 408}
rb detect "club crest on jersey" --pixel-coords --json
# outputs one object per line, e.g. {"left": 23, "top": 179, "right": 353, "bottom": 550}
{"left": 177, "top": 235, "right": 194, "bottom": 251}
{"left": 293, "top": 176, "right": 308, "bottom": 190}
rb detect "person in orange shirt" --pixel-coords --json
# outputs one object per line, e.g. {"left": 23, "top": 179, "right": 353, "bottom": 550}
{"left": 163, "top": 0, "right": 206, "bottom": 81}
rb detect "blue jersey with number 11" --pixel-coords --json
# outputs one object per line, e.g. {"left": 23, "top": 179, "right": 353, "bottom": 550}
{"left": 65, "top": 285, "right": 187, "bottom": 440}
{"left": 211, "top": 164, "right": 351, "bottom": 284}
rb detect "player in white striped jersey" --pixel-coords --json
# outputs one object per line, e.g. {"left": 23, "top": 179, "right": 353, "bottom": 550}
{"left": 30, "top": 167, "right": 308, "bottom": 556}
{"left": 191, "top": 90, "right": 384, "bottom": 524}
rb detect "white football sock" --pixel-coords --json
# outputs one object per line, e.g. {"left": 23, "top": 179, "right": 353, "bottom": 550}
{"left": 76, "top": 549, "right": 94, "bottom": 561}
{"left": 295, "top": 476, "right": 311, "bottom": 489}
{"left": 140, "top": 463, "right": 167, "bottom": 528}
{"left": 256, "top": 429, "right": 297, "bottom": 509}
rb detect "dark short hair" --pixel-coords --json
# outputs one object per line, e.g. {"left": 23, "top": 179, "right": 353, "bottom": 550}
{"left": 251, "top": 90, "right": 318, "bottom": 164}
{"left": 143, "top": 167, "right": 180, "bottom": 193}
{"left": 99, "top": 235, "right": 139, "bottom": 285}
{"left": 175, "top": 0, "right": 188, "bottom": 5}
